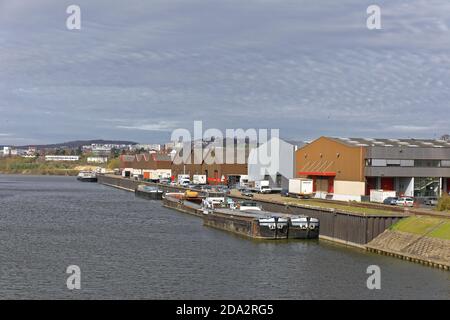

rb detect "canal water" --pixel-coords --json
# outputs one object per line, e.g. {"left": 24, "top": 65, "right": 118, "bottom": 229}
{"left": 0, "top": 175, "right": 448, "bottom": 299}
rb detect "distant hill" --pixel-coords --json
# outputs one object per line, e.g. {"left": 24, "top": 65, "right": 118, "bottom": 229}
{"left": 13, "top": 139, "right": 138, "bottom": 149}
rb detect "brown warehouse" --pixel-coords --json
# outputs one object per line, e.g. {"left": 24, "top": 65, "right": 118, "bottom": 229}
{"left": 171, "top": 147, "right": 248, "bottom": 186}
{"left": 296, "top": 137, "right": 450, "bottom": 201}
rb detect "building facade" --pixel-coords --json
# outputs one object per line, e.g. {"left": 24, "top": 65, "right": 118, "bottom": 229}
{"left": 120, "top": 153, "right": 172, "bottom": 179}
{"left": 171, "top": 146, "right": 248, "bottom": 186}
{"left": 247, "top": 137, "right": 302, "bottom": 189}
{"left": 296, "top": 137, "right": 450, "bottom": 201}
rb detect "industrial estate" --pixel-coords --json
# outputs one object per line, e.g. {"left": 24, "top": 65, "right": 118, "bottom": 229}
{"left": 2, "top": 135, "right": 450, "bottom": 270}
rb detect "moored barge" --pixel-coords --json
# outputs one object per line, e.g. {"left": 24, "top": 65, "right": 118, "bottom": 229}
{"left": 162, "top": 196, "right": 319, "bottom": 240}
{"left": 135, "top": 184, "right": 163, "bottom": 200}
{"left": 77, "top": 171, "right": 98, "bottom": 182}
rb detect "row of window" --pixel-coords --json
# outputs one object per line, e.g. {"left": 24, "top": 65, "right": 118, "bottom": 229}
{"left": 366, "top": 159, "right": 450, "bottom": 168}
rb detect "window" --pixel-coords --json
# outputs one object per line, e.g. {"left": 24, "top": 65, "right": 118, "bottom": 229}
{"left": 414, "top": 160, "right": 440, "bottom": 167}
{"left": 441, "top": 160, "right": 450, "bottom": 167}
{"left": 386, "top": 159, "right": 401, "bottom": 167}
{"left": 400, "top": 160, "right": 414, "bottom": 167}
{"left": 371, "top": 159, "right": 387, "bottom": 166}
{"left": 414, "top": 177, "right": 440, "bottom": 197}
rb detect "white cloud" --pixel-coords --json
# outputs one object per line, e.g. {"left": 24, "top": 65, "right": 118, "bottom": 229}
{"left": 0, "top": 0, "right": 450, "bottom": 144}
{"left": 117, "top": 121, "right": 180, "bottom": 132}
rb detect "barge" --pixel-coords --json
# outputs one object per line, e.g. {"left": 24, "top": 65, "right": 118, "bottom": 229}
{"left": 135, "top": 185, "right": 163, "bottom": 200}
{"left": 162, "top": 196, "right": 319, "bottom": 240}
{"left": 77, "top": 171, "right": 98, "bottom": 182}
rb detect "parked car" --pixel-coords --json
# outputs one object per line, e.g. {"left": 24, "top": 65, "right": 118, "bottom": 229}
{"left": 241, "top": 189, "right": 254, "bottom": 197}
{"left": 280, "top": 189, "right": 289, "bottom": 197}
{"left": 396, "top": 197, "right": 414, "bottom": 207}
{"left": 424, "top": 197, "right": 438, "bottom": 206}
{"left": 201, "top": 185, "right": 212, "bottom": 191}
{"left": 383, "top": 197, "right": 398, "bottom": 205}
{"left": 258, "top": 186, "right": 272, "bottom": 194}
{"left": 216, "top": 186, "right": 230, "bottom": 194}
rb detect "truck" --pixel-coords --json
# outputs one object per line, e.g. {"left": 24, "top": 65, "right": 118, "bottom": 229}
{"left": 239, "top": 175, "right": 250, "bottom": 189}
{"left": 193, "top": 174, "right": 207, "bottom": 185}
{"left": 288, "top": 178, "right": 314, "bottom": 198}
{"left": 254, "top": 180, "right": 272, "bottom": 194}
{"left": 177, "top": 174, "right": 191, "bottom": 186}
{"left": 370, "top": 189, "right": 397, "bottom": 203}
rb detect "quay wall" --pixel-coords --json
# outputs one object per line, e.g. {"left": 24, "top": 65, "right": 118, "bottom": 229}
{"left": 245, "top": 200, "right": 405, "bottom": 247}
{"left": 98, "top": 175, "right": 448, "bottom": 270}
{"left": 98, "top": 175, "right": 405, "bottom": 247}
{"left": 98, "top": 175, "right": 185, "bottom": 193}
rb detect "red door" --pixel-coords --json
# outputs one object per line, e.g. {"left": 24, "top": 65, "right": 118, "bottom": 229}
{"left": 381, "top": 177, "right": 394, "bottom": 191}
{"left": 366, "top": 177, "right": 377, "bottom": 195}
{"left": 328, "top": 177, "right": 334, "bottom": 193}
{"left": 447, "top": 178, "right": 450, "bottom": 193}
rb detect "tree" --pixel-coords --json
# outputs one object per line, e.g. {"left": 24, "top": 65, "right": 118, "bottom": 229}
{"left": 440, "top": 134, "right": 450, "bottom": 141}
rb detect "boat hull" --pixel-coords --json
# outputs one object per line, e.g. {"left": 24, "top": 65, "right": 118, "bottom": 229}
{"left": 288, "top": 226, "right": 319, "bottom": 239}
{"left": 135, "top": 189, "right": 163, "bottom": 200}
{"left": 77, "top": 177, "right": 98, "bottom": 182}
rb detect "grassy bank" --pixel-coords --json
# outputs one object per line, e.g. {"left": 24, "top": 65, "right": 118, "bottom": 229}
{"left": 390, "top": 216, "right": 450, "bottom": 240}
{"left": 0, "top": 157, "right": 92, "bottom": 176}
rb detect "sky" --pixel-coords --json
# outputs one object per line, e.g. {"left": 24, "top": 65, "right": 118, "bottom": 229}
{"left": 0, "top": 0, "right": 449, "bottom": 145}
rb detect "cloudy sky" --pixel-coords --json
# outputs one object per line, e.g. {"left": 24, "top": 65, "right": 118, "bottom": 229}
{"left": 0, "top": 0, "right": 449, "bottom": 145}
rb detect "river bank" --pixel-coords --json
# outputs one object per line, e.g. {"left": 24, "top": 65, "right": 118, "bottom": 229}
{"left": 0, "top": 157, "right": 105, "bottom": 176}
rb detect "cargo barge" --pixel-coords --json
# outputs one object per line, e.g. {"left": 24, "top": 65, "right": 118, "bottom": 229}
{"left": 162, "top": 196, "right": 319, "bottom": 240}
{"left": 77, "top": 171, "right": 98, "bottom": 182}
{"left": 135, "top": 185, "right": 163, "bottom": 200}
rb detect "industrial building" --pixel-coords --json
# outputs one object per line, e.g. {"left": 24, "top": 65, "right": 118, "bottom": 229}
{"left": 247, "top": 137, "right": 303, "bottom": 189}
{"left": 120, "top": 153, "right": 172, "bottom": 180}
{"left": 171, "top": 145, "right": 248, "bottom": 186}
{"left": 296, "top": 137, "right": 450, "bottom": 201}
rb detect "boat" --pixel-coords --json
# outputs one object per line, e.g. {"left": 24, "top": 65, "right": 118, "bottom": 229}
{"left": 135, "top": 184, "right": 163, "bottom": 200}
{"left": 77, "top": 171, "right": 97, "bottom": 182}
{"left": 183, "top": 190, "right": 205, "bottom": 204}
{"left": 288, "top": 216, "right": 320, "bottom": 239}
{"left": 257, "top": 216, "right": 289, "bottom": 239}
{"left": 239, "top": 200, "right": 262, "bottom": 211}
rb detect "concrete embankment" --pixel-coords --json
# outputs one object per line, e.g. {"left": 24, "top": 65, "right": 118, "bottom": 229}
{"left": 367, "top": 216, "right": 450, "bottom": 270}
{"left": 367, "top": 231, "right": 450, "bottom": 270}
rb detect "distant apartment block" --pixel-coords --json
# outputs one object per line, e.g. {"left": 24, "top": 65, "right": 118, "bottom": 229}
{"left": 87, "top": 156, "right": 108, "bottom": 164}
{"left": 132, "top": 144, "right": 161, "bottom": 152}
{"left": 45, "top": 155, "right": 80, "bottom": 162}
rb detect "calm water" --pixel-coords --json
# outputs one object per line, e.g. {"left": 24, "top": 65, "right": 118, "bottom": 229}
{"left": 0, "top": 175, "right": 448, "bottom": 299}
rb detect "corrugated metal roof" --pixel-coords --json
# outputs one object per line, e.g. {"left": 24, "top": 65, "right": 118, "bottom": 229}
{"left": 327, "top": 137, "right": 450, "bottom": 148}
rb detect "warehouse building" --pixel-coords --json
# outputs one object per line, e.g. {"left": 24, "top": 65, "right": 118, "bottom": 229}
{"left": 247, "top": 137, "right": 303, "bottom": 189}
{"left": 171, "top": 144, "right": 248, "bottom": 186}
{"left": 296, "top": 137, "right": 450, "bottom": 201}
{"left": 120, "top": 153, "right": 172, "bottom": 179}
